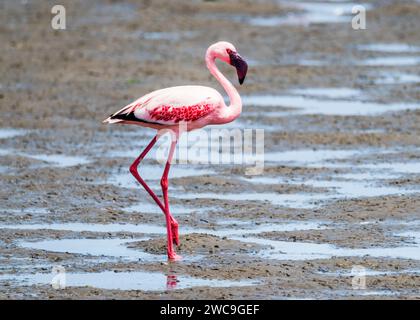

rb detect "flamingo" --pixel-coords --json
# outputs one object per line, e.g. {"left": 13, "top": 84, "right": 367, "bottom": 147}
{"left": 103, "top": 41, "right": 248, "bottom": 261}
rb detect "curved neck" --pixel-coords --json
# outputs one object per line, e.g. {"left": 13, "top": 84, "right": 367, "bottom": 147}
{"left": 205, "top": 51, "right": 242, "bottom": 123}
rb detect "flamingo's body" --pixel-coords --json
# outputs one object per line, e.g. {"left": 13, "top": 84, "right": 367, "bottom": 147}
{"left": 104, "top": 42, "right": 248, "bottom": 260}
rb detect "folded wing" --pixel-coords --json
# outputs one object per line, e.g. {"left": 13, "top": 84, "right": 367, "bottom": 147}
{"left": 105, "top": 86, "right": 222, "bottom": 126}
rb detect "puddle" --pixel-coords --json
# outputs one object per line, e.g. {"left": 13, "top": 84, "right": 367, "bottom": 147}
{"left": 176, "top": 191, "right": 338, "bottom": 209}
{"left": 357, "top": 43, "right": 420, "bottom": 53}
{"left": 359, "top": 56, "right": 420, "bottom": 67}
{"left": 331, "top": 289, "right": 400, "bottom": 297}
{"left": 0, "top": 270, "right": 257, "bottom": 291}
{"left": 290, "top": 88, "right": 362, "bottom": 99}
{"left": 359, "top": 162, "right": 420, "bottom": 174}
{"left": 0, "top": 221, "right": 324, "bottom": 238}
{"left": 108, "top": 165, "right": 213, "bottom": 189}
{"left": 304, "top": 179, "right": 409, "bottom": 199}
{"left": 335, "top": 171, "right": 401, "bottom": 181}
{"left": 232, "top": 231, "right": 420, "bottom": 261}
{"left": 240, "top": 167, "right": 401, "bottom": 185}
{"left": 122, "top": 202, "right": 197, "bottom": 215}
{"left": 374, "top": 73, "right": 420, "bottom": 85}
{"left": 319, "top": 268, "right": 420, "bottom": 277}
{"left": 23, "top": 154, "right": 90, "bottom": 167}
{"left": 0, "top": 128, "right": 28, "bottom": 139}
{"left": 237, "top": 2, "right": 371, "bottom": 26}
{"left": 19, "top": 238, "right": 166, "bottom": 262}
{"left": 187, "top": 221, "right": 326, "bottom": 237}
{"left": 243, "top": 95, "right": 420, "bottom": 116}
{"left": 7, "top": 221, "right": 325, "bottom": 263}
{"left": 0, "top": 207, "right": 50, "bottom": 215}
{"left": 178, "top": 186, "right": 417, "bottom": 209}
{"left": 297, "top": 59, "right": 328, "bottom": 66}
{"left": 0, "top": 149, "right": 90, "bottom": 167}
{"left": 107, "top": 128, "right": 253, "bottom": 164}
{"left": 5, "top": 221, "right": 420, "bottom": 263}
{"left": 264, "top": 149, "right": 362, "bottom": 164}
{"left": 141, "top": 31, "right": 197, "bottom": 41}
{"left": 178, "top": 172, "right": 418, "bottom": 209}
{"left": 0, "top": 222, "right": 166, "bottom": 234}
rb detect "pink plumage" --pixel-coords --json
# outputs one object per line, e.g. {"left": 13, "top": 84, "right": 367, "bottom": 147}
{"left": 103, "top": 41, "right": 248, "bottom": 261}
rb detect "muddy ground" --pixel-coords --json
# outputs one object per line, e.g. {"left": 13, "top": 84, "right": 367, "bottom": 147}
{"left": 0, "top": 0, "right": 419, "bottom": 299}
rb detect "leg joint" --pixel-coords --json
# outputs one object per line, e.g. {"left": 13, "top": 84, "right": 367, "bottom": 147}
{"left": 160, "top": 177, "right": 169, "bottom": 189}
{"left": 129, "top": 162, "right": 138, "bottom": 175}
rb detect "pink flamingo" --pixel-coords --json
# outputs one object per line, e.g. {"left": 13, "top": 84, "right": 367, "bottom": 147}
{"left": 103, "top": 41, "right": 248, "bottom": 261}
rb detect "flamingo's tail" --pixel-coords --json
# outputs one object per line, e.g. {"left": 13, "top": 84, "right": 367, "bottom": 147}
{"left": 103, "top": 104, "right": 134, "bottom": 124}
{"left": 102, "top": 116, "right": 123, "bottom": 124}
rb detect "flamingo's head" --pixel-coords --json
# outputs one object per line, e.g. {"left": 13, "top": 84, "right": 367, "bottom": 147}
{"left": 207, "top": 41, "right": 248, "bottom": 85}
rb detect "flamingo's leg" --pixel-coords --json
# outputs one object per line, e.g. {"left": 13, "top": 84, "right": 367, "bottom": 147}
{"left": 161, "top": 138, "right": 181, "bottom": 261}
{"left": 129, "top": 135, "right": 177, "bottom": 226}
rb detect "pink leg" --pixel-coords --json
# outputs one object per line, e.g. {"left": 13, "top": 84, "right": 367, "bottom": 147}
{"left": 161, "top": 138, "right": 181, "bottom": 261}
{"left": 129, "top": 135, "right": 178, "bottom": 244}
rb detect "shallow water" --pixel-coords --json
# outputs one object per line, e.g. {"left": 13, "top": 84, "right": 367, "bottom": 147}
{"left": 122, "top": 202, "right": 197, "bottom": 215}
{"left": 6, "top": 221, "right": 325, "bottom": 263}
{"left": 290, "top": 88, "right": 362, "bottom": 99}
{"left": 108, "top": 165, "right": 213, "bottom": 189}
{"left": 360, "top": 56, "right": 420, "bottom": 67}
{"left": 357, "top": 43, "right": 420, "bottom": 53}
{"left": 233, "top": 231, "right": 420, "bottom": 261}
{"left": 305, "top": 179, "right": 408, "bottom": 199}
{"left": 0, "top": 222, "right": 167, "bottom": 234}
{"left": 152, "top": 144, "right": 420, "bottom": 209}
{"left": 374, "top": 73, "right": 420, "bottom": 85}
{"left": 329, "top": 289, "right": 401, "bottom": 297}
{"left": 240, "top": 1, "right": 371, "bottom": 26}
{"left": 21, "top": 238, "right": 152, "bottom": 258}
{"left": 187, "top": 221, "right": 326, "bottom": 237}
{"left": 263, "top": 149, "right": 363, "bottom": 164}
{"left": 0, "top": 221, "right": 324, "bottom": 238}
{"left": 0, "top": 207, "right": 50, "bottom": 215}
{"left": 0, "top": 270, "right": 258, "bottom": 291}
{"left": 242, "top": 95, "right": 420, "bottom": 116}
{"left": 0, "top": 128, "right": 28, "bottom": 139}
{"left": 20, "top": 238, "right": 166, "bottom": 262}
{"left": 142, "top": 31, "right": 197, "bottom": 41}
{"left": 24, "top": 154, "right": 91, "bottom": 167}
{"left": 177, "top": 191, "right": 337, "bottom": 209}
{"left": 319, "top": 268, "right": 420, "bottom": 277}
{"left": 177, "top": 186, "right": 417, "bottom": 209}
{"left": 0, "top": 149, "right": 90, "bottom": 167}
{"left": 241, "top": 168, "right": 401, "bottom": 185}
{"left": 4, "top": 221, "right": 420, "bottom": 268}
{"left": 359, "top": 162, "right": 420, "bottom": 174}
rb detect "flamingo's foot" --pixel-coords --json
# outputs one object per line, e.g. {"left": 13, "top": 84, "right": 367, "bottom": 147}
{"left": 168, "top": 252, "right": 182, "bottom": 262}
{"left": 171, "top": 221, "right": 179, "bottom": 246}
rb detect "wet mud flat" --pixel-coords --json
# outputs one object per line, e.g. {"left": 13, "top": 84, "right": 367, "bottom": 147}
{"left": 0, "top": 0, "right": 420, "bottom": 299}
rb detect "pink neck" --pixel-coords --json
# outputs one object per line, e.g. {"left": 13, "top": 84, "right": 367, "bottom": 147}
{"left": 205, "top": 51, "right": 242, "bottom": 124}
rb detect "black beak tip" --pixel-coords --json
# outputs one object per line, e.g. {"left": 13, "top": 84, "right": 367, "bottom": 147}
{"left": 228, "top": 49, "right": 248, "bottom": 86}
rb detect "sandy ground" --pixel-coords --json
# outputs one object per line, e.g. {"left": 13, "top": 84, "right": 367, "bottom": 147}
{"left": 0, "top": 0, "right": 419, "bottom": 299}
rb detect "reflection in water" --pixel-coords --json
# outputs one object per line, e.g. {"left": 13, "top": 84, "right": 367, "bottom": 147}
{"left": 166, "top": 274, "right": 178, "bottom": 290}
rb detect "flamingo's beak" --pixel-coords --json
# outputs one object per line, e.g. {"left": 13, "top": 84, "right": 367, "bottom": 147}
{"left": 228, "top": 51, "right": 248, "bottom": 85}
